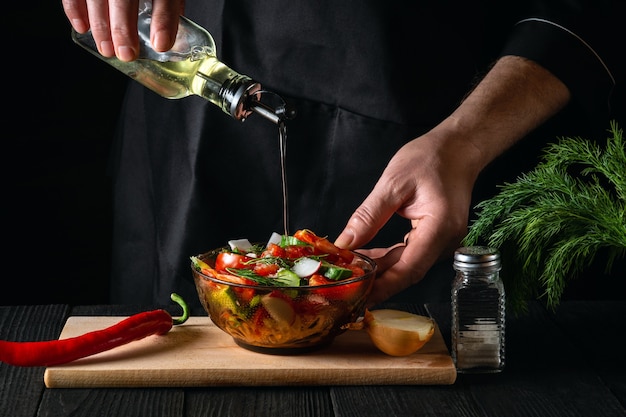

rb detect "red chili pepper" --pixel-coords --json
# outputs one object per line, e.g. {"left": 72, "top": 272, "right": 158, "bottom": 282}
{"left": 0, "top": 293, "right": 189, "bottom": 367}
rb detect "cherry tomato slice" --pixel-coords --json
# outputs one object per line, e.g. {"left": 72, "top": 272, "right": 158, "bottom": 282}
{"left": 294, "top": 229, "right": 354, "bottom": 262}
{"left": 261, "top": 243, "right": 286, "bottom": 258}
{"left": 253, "top": 262, "right": 280, "bottom": 276}
{"left": 215, "top": 252, "right": 251, "bottom": 272}
{"left": 308, "top": 274, "right": 362, "bottom": 301}
{"left": 211, "top": 272, "right": 257, "bottom": 303}
{"left": 284, "top": 244, "right": 314, "bottom": 259}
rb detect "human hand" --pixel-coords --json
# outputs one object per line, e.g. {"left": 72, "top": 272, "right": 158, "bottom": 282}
{"left": 61, "top": 0, "right": 185, "bottom": 61}
{"left": 335, "top": 130, "right": 481, "bottom": 307}
{"left": 335, "top": 55, "right": 572, "bottom": 307}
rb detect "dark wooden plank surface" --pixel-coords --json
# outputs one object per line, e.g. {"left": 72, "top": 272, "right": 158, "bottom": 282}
{"left": 330, "top": 385, "right": 468, "bottom": 417}
{"left": 38, "top": 388, "right": 185, "bottom": 417}
{"left": 1, "top": 302, "right": 625, "bottom": 417}
{"left": 426, "top": 301, "right": 626, "bottom": 417}
{"left": 0, "top": 305, "right": 69, "bottom": 417}
{"left": 186, "top": 387, "right": 334, "bottom": 417}
{"left": 552, "top": 301, "right": 626, "bottom": 409}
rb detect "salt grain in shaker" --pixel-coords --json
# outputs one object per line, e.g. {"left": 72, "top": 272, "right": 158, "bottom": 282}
{"left": 451, "top": 246, "right": 505, "bottom": 373}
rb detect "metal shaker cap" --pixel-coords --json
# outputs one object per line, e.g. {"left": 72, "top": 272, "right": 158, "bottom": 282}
{"left": 454, "top": 246, "right": 501, "bottom": 270}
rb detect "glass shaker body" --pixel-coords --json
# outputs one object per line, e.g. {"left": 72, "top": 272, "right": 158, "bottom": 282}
{"left": 71, "top": 0, "right": 260, "bottom": 121}
{"left": 451, "top": 246, "right": 505, "bottom": 373}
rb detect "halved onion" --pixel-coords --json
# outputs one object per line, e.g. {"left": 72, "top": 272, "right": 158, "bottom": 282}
{"left": 348, "top": 309, "right": 435, "bottom": 356}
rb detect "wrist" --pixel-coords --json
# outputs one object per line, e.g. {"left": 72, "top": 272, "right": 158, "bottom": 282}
{"left": 430, "top": 56, "right": 570, "bottom": 173}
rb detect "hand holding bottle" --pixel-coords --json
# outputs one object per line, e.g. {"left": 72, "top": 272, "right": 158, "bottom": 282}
{"left": 62, "top": 0, "right": 184, "bottom": 61}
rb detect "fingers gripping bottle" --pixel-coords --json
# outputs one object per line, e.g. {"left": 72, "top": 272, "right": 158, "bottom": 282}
{"left": 71, "top": 0, "right": 293, "bottom": 123}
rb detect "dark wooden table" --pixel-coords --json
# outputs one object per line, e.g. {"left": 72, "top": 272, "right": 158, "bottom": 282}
{"left": 1, "top": 300, "right": 625, "bottom": 417}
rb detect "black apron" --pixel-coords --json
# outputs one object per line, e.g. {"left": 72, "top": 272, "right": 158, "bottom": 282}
{"left": 108, "top": 1, "right": 618, "bottom": 307}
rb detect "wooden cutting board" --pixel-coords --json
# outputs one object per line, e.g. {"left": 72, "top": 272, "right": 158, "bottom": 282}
{"left": 44, "top": 316, "right": 456, "bottom": 388}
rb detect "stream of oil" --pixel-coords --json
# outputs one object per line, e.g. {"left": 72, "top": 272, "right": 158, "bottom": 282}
{"left": 278, "top": 120, "right": 289, "bottom": 236}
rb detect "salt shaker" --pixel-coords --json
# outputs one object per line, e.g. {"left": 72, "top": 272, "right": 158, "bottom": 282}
{"left": 451, "top": 246, "right": 505, "bottom": 373}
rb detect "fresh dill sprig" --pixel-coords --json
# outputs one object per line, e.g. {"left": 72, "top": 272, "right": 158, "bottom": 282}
{"left": 225, "top": 268, "right": 278, "bottom": 286}
{"left": 245, "top": 256, "right": 291, "bottom": 269}
{"left": 464, "top": 121, "right": 626, "bottom": 314}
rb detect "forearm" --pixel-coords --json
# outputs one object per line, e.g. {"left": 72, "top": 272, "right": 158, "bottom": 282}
{"left": 428, "top": 55, "right": 571, "bottom": 177}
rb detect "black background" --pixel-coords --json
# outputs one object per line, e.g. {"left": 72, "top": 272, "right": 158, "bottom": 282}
{"left": 2, "top": 2, "right": 623, "bottom": 306}
{"left": 3, "top": 2, "right": 125, "bottom": 305}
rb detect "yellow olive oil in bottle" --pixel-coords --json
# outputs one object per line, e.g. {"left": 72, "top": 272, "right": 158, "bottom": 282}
{"left": 72, "top": 0, "right": 290, "bottom": 123}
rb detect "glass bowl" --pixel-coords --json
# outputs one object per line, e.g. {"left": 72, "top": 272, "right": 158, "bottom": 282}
{"left": 191, "top": 247, "right": 376, "bottom": 354}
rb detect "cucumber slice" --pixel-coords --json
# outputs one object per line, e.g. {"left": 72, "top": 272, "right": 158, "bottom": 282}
{"left": 249, "top": 294, "right": 263, "bottom": 309}
{"left": 212, "top": 286, "right": 249, "bottom": 318}
{"left": 275, "top": 269, "right": 301, "bottom": 286}
{"left": 322, "top": 263, "right": 353, "bottom": 280}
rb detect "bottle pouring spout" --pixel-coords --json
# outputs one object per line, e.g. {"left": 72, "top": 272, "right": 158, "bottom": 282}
{"left": 247, "top": 91, "right": 297, "bottom": 124}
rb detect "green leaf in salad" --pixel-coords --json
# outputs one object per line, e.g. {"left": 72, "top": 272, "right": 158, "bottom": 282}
{"left": 226, "top": 267, "right": 303, "bottom": 287}
{"left": 280, "top": 235, "right": 309, "bottom": 247}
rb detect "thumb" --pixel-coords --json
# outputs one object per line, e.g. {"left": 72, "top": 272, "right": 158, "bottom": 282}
{"left": 334, "top": 186, "right": 398, "bottom": 250}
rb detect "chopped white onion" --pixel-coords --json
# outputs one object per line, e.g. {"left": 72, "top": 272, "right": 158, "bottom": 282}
{"left": 228, "top": 239, "right": 254, "bottom": 252}
{"left": 267, "top": 232, "right": 282, "bottom": 247}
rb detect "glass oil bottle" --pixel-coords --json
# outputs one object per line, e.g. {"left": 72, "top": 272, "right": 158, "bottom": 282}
{"left": 72, "top": 0, "right": 292, "bottom": 124}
